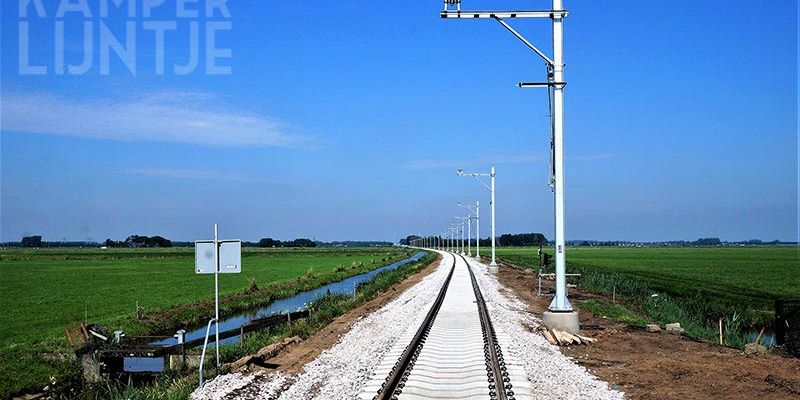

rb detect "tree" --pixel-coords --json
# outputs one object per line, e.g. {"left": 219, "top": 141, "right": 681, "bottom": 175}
{"left": 146, "top": 235, "right": 172, "bottom": 247}
{"left": 116, "top": 235, "right": 173, "bottom": 248}
{"left": 401, "top": 235, "right": 421, "bottom": 246}
{"left": 695, "top": 237, "right": 722, "bottom": 246}
{"left": 125, "top": 235, "right": 148, "bottom": 247}
{"left": 20, "top": 235, "right": 42, "bottom": 248}
{"left": 258, "top": 238, "right": 278, "bottom": 248}
{"left": 287, "top": 238, "right": 316, "bottom": 247}
{"left": 497, "top": 233, "right": 548, "bottom": 247}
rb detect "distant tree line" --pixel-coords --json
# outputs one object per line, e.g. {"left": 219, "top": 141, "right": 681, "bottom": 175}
{"left": 497, "top": 233, "right": 548, "bottom": 247}
{"left": 317, "top": 241, "right": 394, "bottom": 247}
{"left": 104, "top": 235, "right": 173, "bottom": 248}
{"left": 401, "top": 233, "right": 548, "bottom": 247}
{"left": 258, "top": 238, "right": 316, "bottom": 248}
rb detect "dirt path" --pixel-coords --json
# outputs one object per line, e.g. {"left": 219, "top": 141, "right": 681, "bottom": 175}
{"left": 494, "top": 262, "right": 800, "bottom": 400}
{"left": 265, "top": 254, "right": 442, "bottom": 373}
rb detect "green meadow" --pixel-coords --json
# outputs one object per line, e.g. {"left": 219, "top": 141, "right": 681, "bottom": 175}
{"left": 492, "top": 246, "right": 800, "bottom": 309}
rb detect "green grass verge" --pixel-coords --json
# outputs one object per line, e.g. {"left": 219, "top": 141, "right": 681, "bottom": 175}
{"left": 574, "top": 299, "right": 648, "bottom": 328}
{"left": 0, "top": 247, "right": 412, "bottom": 398}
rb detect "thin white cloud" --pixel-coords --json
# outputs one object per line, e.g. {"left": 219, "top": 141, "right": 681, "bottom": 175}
{"left": 124, "top": 168, "right": 287, "bottom": 185}
{"left": 125, "top": 168, "right": 254, "bottom": 182}
{"left": 0, "top": 91, "right": 313, "bottom": 148}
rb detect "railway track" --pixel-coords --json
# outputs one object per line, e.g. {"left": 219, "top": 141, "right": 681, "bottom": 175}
{"left": 360, "top": 252, "right": 532, "bottom": 400}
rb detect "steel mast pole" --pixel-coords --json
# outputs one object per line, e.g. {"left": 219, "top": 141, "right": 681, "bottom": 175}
{"left": 457, "top": 224, "right": 461, "bottom": 254}
{"left": 549, "top": 0, "right": 571, "bottom": 313}
{"left": 461, "top": 220, "right": 465, "bottom": 254}
{"left": 476, "top": 201, "right": 480, "bottom": 259}
{"left": 457, "top": 223, "right": 463, "bottom": 254}
{"left": 448, "top": 230, "right": 451, "bottom": 252}
{"left": 490, "top": 167, "right": 497, "bottom": 268}
{"left": 467, "top": 215, "right": 472, "bottom": 256}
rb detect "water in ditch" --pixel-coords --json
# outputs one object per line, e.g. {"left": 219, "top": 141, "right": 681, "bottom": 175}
{"left": 124, "top": 251, "right": 426, "bottom": 372}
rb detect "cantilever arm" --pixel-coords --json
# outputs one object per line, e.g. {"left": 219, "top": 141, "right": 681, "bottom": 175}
{"left": 493, "top": 17, "right": 554, "bottom": 66}
{"left": 472, "top": 175, "right": 492, "bottom": 191}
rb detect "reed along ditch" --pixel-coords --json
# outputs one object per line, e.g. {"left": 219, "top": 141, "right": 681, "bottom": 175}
{"left": 121, "top": 251, "right": 427, "bottom": 373}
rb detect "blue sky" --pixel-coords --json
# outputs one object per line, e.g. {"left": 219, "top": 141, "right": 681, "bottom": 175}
{"left": 1, "top": 0, "right": 797, "bottom": 243}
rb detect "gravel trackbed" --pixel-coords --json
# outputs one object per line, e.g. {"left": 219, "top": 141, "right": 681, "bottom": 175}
{"left": 192, "top": 251, "right": 624, "bottom": 400}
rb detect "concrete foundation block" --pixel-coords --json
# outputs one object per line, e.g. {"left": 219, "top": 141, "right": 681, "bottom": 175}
{"left": 646, "top": 324, "right": 661, "bottom": 333}
{"left": 744, "top": 343, "right": 767, "bottom": 355}
{"left": 665, "top": 323, "right": 684, "bottom": 335}
{"left": 543, "top": 311, "right": 580, "bottom": 334}
{"left": 81, "top": 354, "right": 101, "bottom": 383}
{"left": 168, "top": 355, "right": 186, "bottom": 370}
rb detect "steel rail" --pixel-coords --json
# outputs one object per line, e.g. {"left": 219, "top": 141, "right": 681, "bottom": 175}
{"left": 459, "top": 253, "right": 514, "bottom": 400}
{"left": 374, "top": 254, "right": 456, "bottom": 400}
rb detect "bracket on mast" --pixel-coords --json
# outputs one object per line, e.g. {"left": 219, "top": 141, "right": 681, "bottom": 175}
{"left": 517, "top": 82, "right": 566, "bottom": 88}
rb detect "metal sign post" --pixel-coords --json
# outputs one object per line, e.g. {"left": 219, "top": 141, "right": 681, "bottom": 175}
{"left": 195, "top": 224, "right": 241, "bottom": 381}
{"left": 442, "top": 1, "right": 579, "bottom": 332}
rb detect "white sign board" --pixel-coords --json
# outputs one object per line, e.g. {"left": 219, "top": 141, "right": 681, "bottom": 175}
{"left": 195, "top": 240, "right": 241, "bottom": 274}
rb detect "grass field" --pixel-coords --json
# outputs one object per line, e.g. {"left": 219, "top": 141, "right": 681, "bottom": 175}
{"left": 0, "top": 246, "right": 410, "bottom": 396}
{"left": 490, "top": 246, "right": 800, "bottom": 346}
{"left": 491, "top": 246, "right": 800, "bottom": 310}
